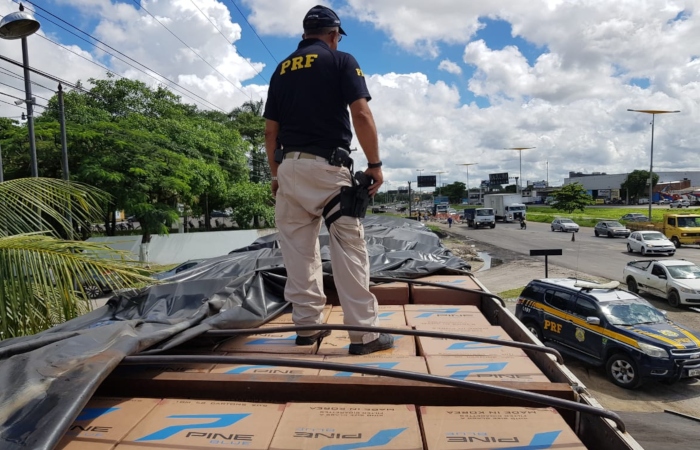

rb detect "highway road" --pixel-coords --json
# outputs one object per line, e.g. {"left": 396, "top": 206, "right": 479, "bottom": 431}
{"left": 450, "top": 219, "right": 700, "bottom": 283}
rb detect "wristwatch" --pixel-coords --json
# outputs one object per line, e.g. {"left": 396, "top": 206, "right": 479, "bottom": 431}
{"left": 367, "top": 161, "right": 382, "bottom": 169}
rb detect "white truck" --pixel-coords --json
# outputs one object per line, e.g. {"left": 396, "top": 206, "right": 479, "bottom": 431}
{"left": 483, "top": 193, "right": 527, "bottom": 222}
{"left": 463, "top": 207, "right": 496, "bottom": 228}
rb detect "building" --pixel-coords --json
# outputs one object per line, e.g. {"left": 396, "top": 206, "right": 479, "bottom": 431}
{"left": 564, "top": 171, "right": 700, "bottom": 202}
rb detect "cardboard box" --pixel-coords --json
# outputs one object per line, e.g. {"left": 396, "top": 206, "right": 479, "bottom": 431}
{"left": 112, "top": 351, "right": 224, "bottom": 377}
{"left": 122, "top": 399, "right": 284, "bottom": 449}
{"left": 216, "top": 330, "right": 318, "bottom": 354}
{"left": 426, "top": 356, "right": 549, "bottom": 382}
{"left": 270, "top": 403, "right": 422, "bottom": 450}
{"left": 211, "top": 354, "right": 323, "bottom": 376}
{"left": 319, "top": 356, "right": 428, "bottom": 377}
{"left": 57, "top": 440, "right": 115, "bottom": 450}
{"left": 409, "top": 275, "right": 483, "bottom": 305}
{"left": 415, "top": 325, "right": 526, "bottom": 357}
{"left": 370, "top": 282, "right": 410, "bottom": 305}
{"left": 420, "top": 406, "right": 585, "bottom": 449}
{"left": 317, "top": 327, "right": 416, "bottom": 356}
{"left": 404, "top": 305, "right": 490, "bottom": 328}
{"left": 327, "top": 305, "right": 406, "bottom": 326}
{"left": 61, "top": 397, "right": 160, "bottom": 444}
{"left": 268, "top": 305, "right": 332, "bottom": 325}
{"left": 326, "top": 283, "right": 410, "bottom": 306}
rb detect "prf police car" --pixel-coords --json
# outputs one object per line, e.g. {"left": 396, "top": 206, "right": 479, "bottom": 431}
{"left": 515, "top": 278, "right": 700, "bottom": 389}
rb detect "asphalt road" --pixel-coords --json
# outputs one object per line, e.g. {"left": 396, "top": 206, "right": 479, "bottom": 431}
{"left": 446, "top": 219, "right": 700, "bottom": 332}
{"left": 449, "top": 219, "right": 700, "bottom": 282}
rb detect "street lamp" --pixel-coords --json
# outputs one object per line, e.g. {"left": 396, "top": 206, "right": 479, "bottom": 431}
{"left": 458, "top": 163, "right": 477, "bottom": 204}
{"left": 503, "top": 147, "right": 535, "bottom": 194}
{"left": 432, "top": 170, "right": 446, "bottom": 197}
{"left": 627, "top": 109, "right": 680, "bottom": 219}
{"left": 416, "top": 169, "right": 424, "bottom": 204}
{"left": 0, "top": 3, "right": 41, "bottom": 177}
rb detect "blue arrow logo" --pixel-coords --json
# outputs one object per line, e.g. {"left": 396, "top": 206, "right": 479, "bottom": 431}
{"left": 446, "top": 362, "right": 507, "bottom": 379}
{"left": 320, "top": 428, "right": 407, "bottom": 450}
{"left": 76, "top": 407, "right": 119, "bottom": 421}
{"left": 135, "top": 414, "right": 249, "bottom": 441}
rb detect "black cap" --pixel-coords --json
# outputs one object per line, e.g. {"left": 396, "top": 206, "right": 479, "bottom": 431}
{"left": 303, "top": 4, "right": 346, "bottom": 36}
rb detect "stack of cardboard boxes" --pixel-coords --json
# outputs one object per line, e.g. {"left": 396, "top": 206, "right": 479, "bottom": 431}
{"left": 59, "top": 397, "right": 586, "bottom": 449}
{"left": 60, "top": 275, "right": 585, "bottom": 448}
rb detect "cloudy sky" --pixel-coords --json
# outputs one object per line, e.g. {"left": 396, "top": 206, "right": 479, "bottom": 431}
{"left": 1, "top": 0, "right": 698, "bottom": 191}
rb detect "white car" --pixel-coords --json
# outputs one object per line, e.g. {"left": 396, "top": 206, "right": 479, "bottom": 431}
{"left": 623, "top": 259, "right": 700, "bottom": 307}
{"left": 551, "top": 218, "right": 579, "bottom": 232}
{"left": 626, "top": 231, "right": 675, "bottom": 256}
{"left": 670, "top": 199, "right": 690, "bottom": 208}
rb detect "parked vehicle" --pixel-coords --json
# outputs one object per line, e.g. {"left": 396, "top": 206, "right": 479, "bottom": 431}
{"left": 627, "top": 213, "right": 700, "bottom": 248}
{"left": 637, "top": 198, "right": 649, "bottom": 204}
{"left": 670, "top": 199, "right": 690, "bottom": 208}
{"left": 516, "top": 278, "right": 700, "bottom": 388}
{"left": 78, "top": 269, "right": 119, "bottom": 299}
{"left": 483, "top": 193, "right": 526, "bottom": 222}
{"left": 152, "top": 259, "right": 208, "bottom": 280}
{"left": 626, "top": 231, "right": 675, "bottom": 256}
{"left": 551, "top": 218, "right": 579, "bottom": 232}
{"left": 620, "top": 213, "right": 649, "bottom": 222}
{"left": 623, "top": 259, "right": 700, "bottom": 307}
{"left": 210, "top": 210, "right": 231, "bottom": 217}
{"left": 463, "top": 207, "right": 496, "bottom": 228}
{"left": 594, "top": 221, "right": 630, "bottom": 238}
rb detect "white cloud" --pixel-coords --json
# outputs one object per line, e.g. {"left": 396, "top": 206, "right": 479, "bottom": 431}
{"left": 438, "top": 59, "right": 462, "bottom": 75}
{"left": 2, "top": 0, "right": 700, "bottom": 188}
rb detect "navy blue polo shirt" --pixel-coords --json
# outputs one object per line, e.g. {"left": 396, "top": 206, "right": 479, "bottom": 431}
{"left": 263, "top": 38, "right": 371, "bottom": 149}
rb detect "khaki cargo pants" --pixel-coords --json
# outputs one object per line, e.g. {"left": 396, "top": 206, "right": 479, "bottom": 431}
{"left": 276, "top": 151, "right": 379, "bottom": 344}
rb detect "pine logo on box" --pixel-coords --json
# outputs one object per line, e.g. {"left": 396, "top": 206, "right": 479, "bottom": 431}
{"left": 245, "top": 335, "right": 296, "bottom": 346}
{"left": 446, "top": 336, "right": 502, "bottom": 350}
{"left": 76, "top": 407, "right": 119, "bottom": 421}
{"left": 293, "top": 428, "right": 407, "bottom": 449}
{"left": 135, "top": 413, "right": 250, "bottom": 441}
{"left": 414, "top": 308, "right": 460, "bottom": 318}
{"left": 446, "top": 430, "right": 561, "bottom": 447}
{"left": 333, "top": 362, "right": 399, "bottom": 376}
{"left": 446, "top": 362, "right": 507, "bottom": 379}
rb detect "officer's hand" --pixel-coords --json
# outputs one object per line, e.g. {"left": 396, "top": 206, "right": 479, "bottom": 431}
{"left": 271, "top": 180, "right": 279, "bottom": 197}
{"left": 365, "top": 167, "right": 383, "bottom": 197}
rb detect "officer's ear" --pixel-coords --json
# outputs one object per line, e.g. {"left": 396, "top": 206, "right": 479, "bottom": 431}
{"left": 302, "top": 33, "right": 306, "bottom": 39}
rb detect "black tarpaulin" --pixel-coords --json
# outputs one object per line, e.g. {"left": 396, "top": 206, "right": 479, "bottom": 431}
{"left": 0, "top": 216, "right": 470, "bottom": 449}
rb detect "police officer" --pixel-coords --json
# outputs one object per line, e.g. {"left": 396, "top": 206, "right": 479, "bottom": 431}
{"left": 263, "top": 5, "right": 393, "bottom": 355}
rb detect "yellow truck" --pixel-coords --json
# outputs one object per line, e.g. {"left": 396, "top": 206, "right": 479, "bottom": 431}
{"left": 629, "top": 213, "right": 700, "bottom": 248}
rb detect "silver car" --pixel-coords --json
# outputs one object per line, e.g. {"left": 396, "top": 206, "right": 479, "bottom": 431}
{"left": 670, "top": 199, "right": 690, "bottom": 208}
{"left": 551, "top": 218, "right": 579, "bottom": 232}
{"left": 627, "top": 231, "right": 676, "bottom": 256}
{"left": 594, "top": 221, "right": 630, "bottom": 238}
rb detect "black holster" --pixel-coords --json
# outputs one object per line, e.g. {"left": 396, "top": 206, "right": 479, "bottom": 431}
{"left": 323, "top": 171, "right": 373, "bottom": 229}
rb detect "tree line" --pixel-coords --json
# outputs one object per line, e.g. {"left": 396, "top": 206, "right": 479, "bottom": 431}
{"left": 0, "top": 76, "right": 274, "bottom": 242}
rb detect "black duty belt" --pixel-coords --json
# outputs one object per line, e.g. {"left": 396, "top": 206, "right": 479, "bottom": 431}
{"left": 283, "top": 146, "right": 347, "bottom": 159}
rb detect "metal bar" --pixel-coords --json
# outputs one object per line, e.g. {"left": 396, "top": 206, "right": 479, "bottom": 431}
{"left": 121, "top": 354, "right": 625, "bottom": 432}
{"left": 202, "top": 324, "right": 564, "bottom": 364}
{"left": 21, "top": 36, "right": 37, "bottom": 177}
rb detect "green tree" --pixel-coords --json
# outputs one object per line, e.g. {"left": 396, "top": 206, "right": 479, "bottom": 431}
{"left": 229, "top": 100, "right": 270, "bottom": 183}
{"left": 228, "top": 181, "right": 275, "bottom": 229}
{"left": 440, "top": 182, "right": 467, "bottom": 204}
{"left": 0, "top": 178, "right": 154, "bottom": 339}
{"left": 551, "top": 182, "right": 593, "bottom": 213}
{"left": 622, "top": 170, "right": 658, "bottom": 201}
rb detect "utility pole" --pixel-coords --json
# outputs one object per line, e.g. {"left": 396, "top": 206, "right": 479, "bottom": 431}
{"left": 58, "top": 83, "right": 69, "bottom": 180}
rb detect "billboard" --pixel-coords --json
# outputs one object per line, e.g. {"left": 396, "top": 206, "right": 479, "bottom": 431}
{"left": 388, "top": 190, "right": 398, "bottom": 195}
{"left": 489, "top": 172, "right": 509, "bottom": 185}
{"left": 417, "top": 175, "right": 436, "bottom": 188}
{"left": 398, "top": 186, "right": 409, "bottom": 193}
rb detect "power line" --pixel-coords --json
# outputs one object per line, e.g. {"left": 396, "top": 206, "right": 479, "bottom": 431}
{"left": 0, "top": 65, "right": 56, "bottom": 92}
{"left": 188, "top": 0, "right": 267, "bottom": 83}
{"left": 0, "top": 80, "right": 51, "bottom": 101}
{"left": 130, "top": 0, "right": 253, "bottom": 102}
{"left": 226, "top": 0, "right": 279, "bottom": 64}
{"left": 16, "top": 1, "right": 228, "bottom": 113}
{"left": 0, "top": 91, "right": 47, "bottom": 109}
{"left": 0, "top": 99, "right": 24, "bottom": 109}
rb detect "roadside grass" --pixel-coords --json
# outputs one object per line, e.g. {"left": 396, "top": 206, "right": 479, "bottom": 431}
{"left": 497, "top": 286, "right": 525, "bottom": 300}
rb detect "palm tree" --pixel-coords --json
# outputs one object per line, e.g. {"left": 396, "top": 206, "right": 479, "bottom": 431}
{"left": 0, "top": 178, "right": 155, "bottom": 340}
